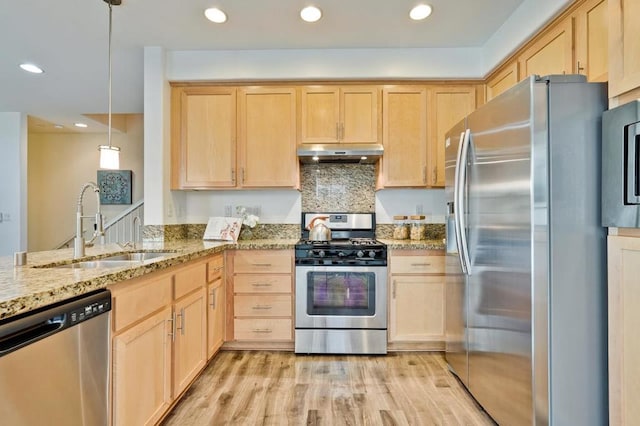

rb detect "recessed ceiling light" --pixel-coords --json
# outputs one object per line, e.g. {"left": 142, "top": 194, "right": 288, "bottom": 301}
{"left": 74, "top": 123, "right": 88, "bottom": 128}
{"left": 300, "top": 6, "right": 322, "bottom": 23}
{"left": 204, "top": 7, "right": 227, "bottom": 23}
{"left": 409, "top": 4, "right": 433, "bottom": 21}
{"left": 19, "top": 63, "right": 44, "bottom": 74}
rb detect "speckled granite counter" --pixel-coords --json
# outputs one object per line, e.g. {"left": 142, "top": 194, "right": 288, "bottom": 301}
{"left": 379, "top": 239, "right": 446, "bottom": 251}
{"left": 0, "top": 238, "right": 298, "bottom": 321}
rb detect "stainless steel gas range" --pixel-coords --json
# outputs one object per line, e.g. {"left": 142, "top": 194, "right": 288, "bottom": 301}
{"left": 294, "top": 212, "right": 387, "bottom": 355}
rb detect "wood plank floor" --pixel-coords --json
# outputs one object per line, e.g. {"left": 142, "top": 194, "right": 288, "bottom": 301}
{"left": 162, "top": 351, "right": 495, "bottom": 426}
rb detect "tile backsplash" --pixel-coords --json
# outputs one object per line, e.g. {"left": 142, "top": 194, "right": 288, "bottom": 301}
{"left": 301, "top": 164, "right": 375, "bottom": 212}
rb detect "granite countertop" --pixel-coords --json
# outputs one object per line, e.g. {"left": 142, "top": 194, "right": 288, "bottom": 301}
{"left": 0, "top": 238, "right": 298, "bottom": 321}
{"left": 379, "top": 238, "right": 446, "bottom": 250}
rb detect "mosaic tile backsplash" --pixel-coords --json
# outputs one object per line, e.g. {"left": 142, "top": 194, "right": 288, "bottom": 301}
{"left": 301, "top": 164, "right": 376, "bottom": 212}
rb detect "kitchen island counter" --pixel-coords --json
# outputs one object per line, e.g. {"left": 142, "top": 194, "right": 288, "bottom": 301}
{"left": 0, "top": 238, "right": 298, "bottom": 321}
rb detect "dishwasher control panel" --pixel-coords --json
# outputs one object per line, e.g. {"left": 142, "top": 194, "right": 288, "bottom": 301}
{"left": 69, "top": 297, "right": 111, "bottom": 325}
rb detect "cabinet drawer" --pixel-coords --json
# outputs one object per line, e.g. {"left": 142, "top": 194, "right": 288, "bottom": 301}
{"left": 233, "top": 250, "right": 292, "bottom": 274}
{"left": 175, "top": 262, "right": 207, "bottom": 299}
{"left": 113, "top": 275, "right": 172, "bottom": 332}
{"left": 234, "top": 318, "right": 292, "bottom": 341}
{"left": 234, "top": 274, "right": 291, "bottom": 293}
{"left": 207, "top": 255, "right": 224, "bottom": 282}
{"left": 390, "top": 255, "right": 444, "bottom": 274}
{"left": 234, "top": 295, "right": 292, "bottom": 317}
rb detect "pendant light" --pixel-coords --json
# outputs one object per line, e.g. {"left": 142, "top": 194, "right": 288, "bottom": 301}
{"left": 98, "top": 0, "right": 121, "bottom": 169}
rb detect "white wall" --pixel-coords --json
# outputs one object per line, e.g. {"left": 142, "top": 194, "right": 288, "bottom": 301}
{"left": 376, "top": 189, "right": 446, "bottom": 224}
{"left": 0, "top": 113, "right": 27, "bottom": 256}
{"left": 28, "top": 115, "right": 144, "bottom": 251}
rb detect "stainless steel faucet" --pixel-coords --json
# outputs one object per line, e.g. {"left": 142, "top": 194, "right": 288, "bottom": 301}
{"left": 74, "top": 182, "right": 105, "bottom": 258}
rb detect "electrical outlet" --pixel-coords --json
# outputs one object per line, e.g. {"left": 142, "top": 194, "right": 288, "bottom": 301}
{"left": 253, "top": 205, "right": 261, "bottom": 217}
{"left": 416, "top": 204, "right": 424, "bottom": 214}
{"left": 224, "top": 205, "right": 232, "bottom": 217}
{"left": 3, "top": 213, "right": 10, "bottom": 222}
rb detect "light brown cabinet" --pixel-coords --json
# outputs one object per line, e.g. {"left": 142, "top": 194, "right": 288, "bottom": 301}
{"left": 388, "top": 251, "right": 445, "bottom": 350}
{"left": 170, "top": 87, "right": 236, "bottom": 189}
{"left": 608, "top": 235, "right": 640, "bottom": 425}
{"left": 486, "top": 62, "right": 519, "bottom": 101}
{"left": 380, "top": 86, "right": 429, "bottom": 187}
{"left": 609, "top": 0, "right": 640, "bottom": 97}
{"left": 238, "top": 87, "right": 299, "bottom": 188}
{"left": 171, "top": 85, "right": 298, "bottom": 189}
{"left": 206, "top": 255, "right": 225, "bottom": 359}
{"left": 518, "top": 18, "right": 574, "bottom": 79}
{"left": 227, "top": 250, "right": 294, "bottom": 347}
{"left": 428, "top": 86, "right": 476, "bottom": 187}
{"left": 300, "top": 86, "right": 380, "bottom": 144}
{"left": 109, "top": 258, "right": 210, "bottom": 424}
{"left": 574, "top": 0, "right": 608, "bottom": 82}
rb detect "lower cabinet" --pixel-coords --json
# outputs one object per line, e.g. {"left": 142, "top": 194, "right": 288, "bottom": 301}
{"left": 388, "top": 250, "right": 445, "bottom": 350}
{"left": 112, "top": 307, "right": 172, "bottom": 426}
{"left": 608, "top": 235, "right": 640, "bottom": 425}
{"left": 227, "top": 249, "right": 294, "bottom": 348}
{"left": 109, "top": 257, "right": 213, "bottom": 425}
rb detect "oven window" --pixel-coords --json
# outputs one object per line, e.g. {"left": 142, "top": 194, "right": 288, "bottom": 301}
{"left": 306, "top": 271, "right": 376, "bottom": 316}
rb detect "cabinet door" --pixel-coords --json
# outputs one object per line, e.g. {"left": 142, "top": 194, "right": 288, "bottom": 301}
{"left": 574, "top": 0, "right": 608, "bottom": 82}
{"left": 380, "top": 86, "right": 428, "bottom": 187}
{"left": 609, "top": 0, "right": 640, "bottom": 97}
{"left": 341, "top": 86, "right": 380, "bottom": 143}
{"left": 518, "top": 18, "right": 574, "bottom": 79}
{"left": 238, "top": 87, "right": 298, "bottom": 188}
{"left": 300, "top": 87, "right": 340, "bottom": 143}
{"left": 173, "top": 288, "right": 207, "bottom": 398}
{"left": 112, "top": 307, "right": 172, "bottom": 426}
{"left": 207, "top": 278, "right": 225, "bottom": 359}
{"left": 389, "top": 275, "right": 445, "bottom": 342}
{"left": 171, "top": 87, "right": 237, "bottom": 189}
{"left": 428, "top": 86, "right": 476, "bottom": 187}
{"left": 608, "top": 236, "right": 640, "bottom": 426}
{"left": 486, "top": 62, "right": 519, "bottom": 101}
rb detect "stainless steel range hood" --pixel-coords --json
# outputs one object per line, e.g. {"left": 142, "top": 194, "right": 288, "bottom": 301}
{"left": 297, "top": 143, "right": 383, "bottom": 164}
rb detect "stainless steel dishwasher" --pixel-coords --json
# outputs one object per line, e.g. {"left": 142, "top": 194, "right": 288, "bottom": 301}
{"left": 0, "top": 289, "right": 111, "bottom": 425}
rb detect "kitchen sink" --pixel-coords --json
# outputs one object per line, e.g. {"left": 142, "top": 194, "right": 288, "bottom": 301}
{"left": 34, "top": 250, "right": 177, "bottom": 269}
{"left": 100, "top": 251, "right": 176, "bottom": 262}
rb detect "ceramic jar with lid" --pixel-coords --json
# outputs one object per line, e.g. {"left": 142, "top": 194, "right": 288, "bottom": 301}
{"left": 392, "top": 215, "right": 410, "bottom": 240}
{"left": 409, "top": 215, "right": 426, "bottom": 240}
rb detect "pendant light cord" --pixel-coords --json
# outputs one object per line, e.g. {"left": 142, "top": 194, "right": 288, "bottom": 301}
{"left": 107, "top": 0, "right": 113, "bottom": 149}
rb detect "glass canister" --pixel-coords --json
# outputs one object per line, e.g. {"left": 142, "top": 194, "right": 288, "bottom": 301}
{"left": 392, "top": 215, "right": 410, "bottom": 240}
{"left": 409, "top": 215, "right": 426, "bottom": 240}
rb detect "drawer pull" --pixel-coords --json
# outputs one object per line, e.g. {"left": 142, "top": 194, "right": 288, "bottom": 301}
{"left": 252, "top": 305, "right": 272, "bottom": 310}
{"left": 252, "top": 283, "right": 273, "bottom": 288}
{"left": 251, "top": 263, "right": 272, "bottom": 267}
{"left": 211, "top": 266, "right": 223, "bottom": 272}
{"left": 411, "top": 263, "right": 431, "bottom": 267}
{"left": 252, "top": 328, "right": 273, "bottom": 334}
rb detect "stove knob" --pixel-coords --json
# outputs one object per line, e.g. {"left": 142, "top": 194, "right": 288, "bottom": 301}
{"left": 368, "top": 250, "right": 376, "bottom": 258}
{"left": 356, "top": 250, "right": 365, "bottom": 258}
{"left": 318, "top": 250, "right": 325, "bottom": 258}
{"left": 307, "top": 250, "right": 314, "bottom": 257}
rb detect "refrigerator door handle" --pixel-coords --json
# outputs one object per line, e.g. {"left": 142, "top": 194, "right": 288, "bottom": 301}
{"left": 453, "top": 130, "right": 468, "bottom": 274}
{"left": 456, "top": 129, "right": 472, "bottom": 275}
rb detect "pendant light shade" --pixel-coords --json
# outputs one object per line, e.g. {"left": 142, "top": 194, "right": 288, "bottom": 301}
{"left": 98, "top": 145, "right": 120, "bottom": 169}
{"left": 99, "top": 0, "right": 122, "bottom": 170}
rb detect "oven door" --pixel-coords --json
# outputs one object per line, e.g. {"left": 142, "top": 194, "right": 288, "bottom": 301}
{"left": 295, "top": 265, "right": 387, "bottom": 329}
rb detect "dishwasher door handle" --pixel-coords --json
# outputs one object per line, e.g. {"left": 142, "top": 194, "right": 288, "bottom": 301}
{"left": 0, "top": 316, "right": 65, "bottom": 356}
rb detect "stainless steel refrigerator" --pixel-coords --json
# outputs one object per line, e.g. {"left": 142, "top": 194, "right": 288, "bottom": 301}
{"left": 444, "top": 75, "right": 608, "bottom": 426}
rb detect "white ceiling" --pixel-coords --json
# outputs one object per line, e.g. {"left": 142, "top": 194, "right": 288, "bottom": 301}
{"left": 1, "top": 0, "right": 567, "bottom": 132}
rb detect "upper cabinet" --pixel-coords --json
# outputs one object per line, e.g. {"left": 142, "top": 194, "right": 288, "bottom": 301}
{"left": 171, "top": 85, "right": 298, "bottom": 190}
{"left": 609, "top": 0, "right": 640, "bottom": 97}
{"left": 427, "top": 86, "right": 476, "bottom": 187}
{"left": 238, "top": 87, "right": 299, "bottom": 188}
{"left": 171, "top": 87, "right": 237, "bottom": 189}
{"left": 574, "top": 0, "right": 608, "bottom": 82}
{"left": 300, "top": 86, "right": 381, "bottom": 144}
{"left": 380, "top": 86, "right": 429, "bottom": 187}
{"left": 518, "top": 18, "right": 574, "bottom": 79}
{"left": 486, "top": 62, "right": 519, "bottom": 101}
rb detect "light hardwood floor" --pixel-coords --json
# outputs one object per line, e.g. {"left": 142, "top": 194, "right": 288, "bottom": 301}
{"left": 162, "top": 351, "right": 495, "bottom": 425}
